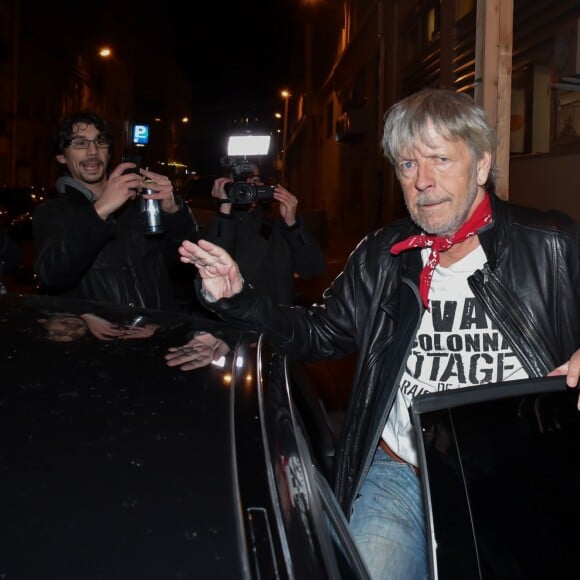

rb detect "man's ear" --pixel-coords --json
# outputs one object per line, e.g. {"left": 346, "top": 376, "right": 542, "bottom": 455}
{"left": 56, "top": 154, "right": 66, "bottom": 165}
{"left": 477, "top": 151, "right": 492, "bottom": 186}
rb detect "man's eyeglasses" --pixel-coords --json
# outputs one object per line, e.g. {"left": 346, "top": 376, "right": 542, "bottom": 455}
{"left": 66, "top": 136, "right": 111, "bottom": 150}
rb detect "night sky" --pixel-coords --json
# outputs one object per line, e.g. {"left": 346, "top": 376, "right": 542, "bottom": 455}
{"left": 157, "top": 0, "right": 300, "bottom": 106}
{"left": 26, "top": 0, "right": 300, "bottom": 106}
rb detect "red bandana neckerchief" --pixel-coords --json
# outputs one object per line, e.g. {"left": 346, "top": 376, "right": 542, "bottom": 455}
{"left": 390, "top": 192, "right": 492, "bottom": 310}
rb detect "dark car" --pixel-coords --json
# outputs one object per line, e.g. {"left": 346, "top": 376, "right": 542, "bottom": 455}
{"left": 0, "top": 292, "right": 370, "bottom": 579}
{"left": 0, "top": 185, "right": 49, "bottom": 241}
{"left": 0, "top": 185, "right": 51, "bottom": 291}
{"left": 2, "top": 292, "right": 579, "bottom": 579}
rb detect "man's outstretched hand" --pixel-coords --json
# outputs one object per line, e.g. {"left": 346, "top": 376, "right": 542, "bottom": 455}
{"left": 179, "top": 239, "right": 244, "bottom": 301}
{"left": 165, "top": 332, "right": 230, "bottom": 371}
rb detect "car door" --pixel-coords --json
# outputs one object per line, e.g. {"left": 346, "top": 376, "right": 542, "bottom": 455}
{"left": 411, "top": 376, "right": 580, "bottom": 580}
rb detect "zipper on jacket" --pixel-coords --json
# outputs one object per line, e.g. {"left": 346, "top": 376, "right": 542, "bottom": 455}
{"left": 469, "top": 264, "right": 555, "bottom": 377}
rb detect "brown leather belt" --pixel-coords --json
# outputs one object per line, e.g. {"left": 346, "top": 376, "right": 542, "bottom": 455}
{"left": 379, "top": 439, "right": 420, "bottom": 476}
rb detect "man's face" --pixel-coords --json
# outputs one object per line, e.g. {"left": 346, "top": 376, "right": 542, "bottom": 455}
{"left": 40, "top": 315, "right": 88, "bottom": 342}
{"left": 245, "top": 172, "right": 262, "bottom": 185}
{"left": 396, "top": 121, "right": 490, "bottom": 237}
{"left": 56, "top": 122, "right": 111, "bottom": 185}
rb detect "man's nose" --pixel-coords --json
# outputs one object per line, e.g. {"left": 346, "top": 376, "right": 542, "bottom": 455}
{"left": 414, "top": 161, "right": 434, "bottom": 190}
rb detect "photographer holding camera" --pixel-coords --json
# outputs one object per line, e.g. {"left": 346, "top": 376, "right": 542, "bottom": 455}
{"left": 33, "top": 110, "right": 199, "bottom": 311}
{"left": 206, "top": 161, "right": 326, "bottom": 305}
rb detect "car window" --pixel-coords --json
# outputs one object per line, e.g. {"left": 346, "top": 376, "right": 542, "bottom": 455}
{"left": 412, "top": 376, "right": 579, "bottom": 579}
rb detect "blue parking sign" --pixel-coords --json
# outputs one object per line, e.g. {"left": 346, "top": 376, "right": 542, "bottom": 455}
{"left": 132, "top": 124, "right": 149, "bottom": 145}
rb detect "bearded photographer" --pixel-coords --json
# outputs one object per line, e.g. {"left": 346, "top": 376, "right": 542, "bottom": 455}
{"left": 205, "top": 163, "right": 326, "bottom": 305}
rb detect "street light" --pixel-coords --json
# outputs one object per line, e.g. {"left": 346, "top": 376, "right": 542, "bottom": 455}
{"left": 280, "top": 89, "right": 291, "bottom": 183}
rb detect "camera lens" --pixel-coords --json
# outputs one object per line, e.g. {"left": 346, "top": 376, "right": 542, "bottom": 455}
{"left": 235, "top": 183, "right": 254, "bottom": 202}
{"left": 224, "top": 182, "right": 257, "bottom": 204}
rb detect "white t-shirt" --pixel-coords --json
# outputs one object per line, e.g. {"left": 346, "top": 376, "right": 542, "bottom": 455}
{"left": 382, "top": 245, "right": 529, "bottom": 466}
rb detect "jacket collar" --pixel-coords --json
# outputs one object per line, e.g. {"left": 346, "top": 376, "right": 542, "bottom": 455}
{"left": 477, "top": 193, "right": 505, "bottom": 270}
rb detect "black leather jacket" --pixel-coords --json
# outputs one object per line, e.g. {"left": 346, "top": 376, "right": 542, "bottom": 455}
{"left": 197, "top": 194, "right": 580, "bottom": 514}
{"left": 33, "top": 181, "right": 199, "bottom": 311}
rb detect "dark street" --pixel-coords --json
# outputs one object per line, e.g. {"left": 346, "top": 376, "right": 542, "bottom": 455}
{"left": 295, "top": 230, "right": 361, "bottom": 422}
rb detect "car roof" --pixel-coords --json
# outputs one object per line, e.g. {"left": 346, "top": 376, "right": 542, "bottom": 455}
{"left": 0, "top": 293, "right": 253, "bottom": 577}
{"left": 0, "top": 293, "right": 370, "bottom": 579}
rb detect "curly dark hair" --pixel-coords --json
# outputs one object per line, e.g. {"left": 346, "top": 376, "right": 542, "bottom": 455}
{"left": 55, "top": 110, "right": 114, "bottom": 156}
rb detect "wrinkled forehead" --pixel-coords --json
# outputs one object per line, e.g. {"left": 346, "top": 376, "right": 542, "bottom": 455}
{"left": 398, "top": 120, "right": 458, "bottom": 159}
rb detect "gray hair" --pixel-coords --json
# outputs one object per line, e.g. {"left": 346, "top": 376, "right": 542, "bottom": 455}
{"left": 381, "top": 88, "right": 498, "bottom": 192}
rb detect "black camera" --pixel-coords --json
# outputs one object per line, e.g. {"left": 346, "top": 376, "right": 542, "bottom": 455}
{"left": 224, "top": 182, "right": 275, "bottom": 204}
{"left": 220, "top": 156, "right": 255, "bottom": 177}
{"left": 220, "top": 156, "right": 275, "bottom": 204}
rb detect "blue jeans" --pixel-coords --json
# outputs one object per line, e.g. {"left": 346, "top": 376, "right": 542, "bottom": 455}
{"left": 348, "top": 447, "right": 428, "bottom": 580}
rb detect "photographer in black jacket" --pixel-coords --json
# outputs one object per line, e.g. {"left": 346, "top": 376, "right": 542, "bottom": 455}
{"left": 177, "top": 88, "right": 579, "bottom": 579}
{"left": 205, "top": 161, "right": 325, "bottom": 305}
{"left": 33, "top": 111, "right": 198, "bottom": 311}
